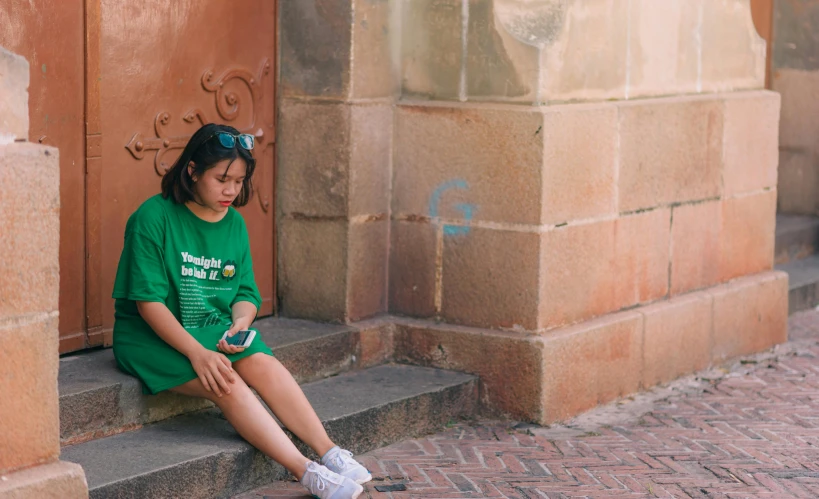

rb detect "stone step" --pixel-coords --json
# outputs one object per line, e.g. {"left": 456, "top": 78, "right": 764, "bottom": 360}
{"left": 775, "top": 214, "right": 819, "bottom": 265}
{"left": 59, "top": 317, "right": 391, "bottom": 444}
{"left": 61, "top": 364, "right": 477, "bottom": 499}
{"left": 776, "top": 254, "right": 819, "bottom": 314}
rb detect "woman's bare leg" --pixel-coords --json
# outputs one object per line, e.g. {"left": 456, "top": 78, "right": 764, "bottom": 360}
{"left": 170, "top": 375, "right": 311, "bottom": 480}
{"left": 234, "top": 353, "right": 335, "bottom": 457}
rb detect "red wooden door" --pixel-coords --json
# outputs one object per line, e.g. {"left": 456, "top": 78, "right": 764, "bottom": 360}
{"left": 0, "top": 0, "right": 88, "bottom": 352}
{"left": 2, "top": 0, "right": 277, "bottom": 352}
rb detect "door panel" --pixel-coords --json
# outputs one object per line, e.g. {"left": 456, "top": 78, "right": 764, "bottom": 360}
{"left": 94, "top": 0, "right": 277, "bottom": 336}
{"left": 0, "top": 1, "right": 88, "bottom": 352}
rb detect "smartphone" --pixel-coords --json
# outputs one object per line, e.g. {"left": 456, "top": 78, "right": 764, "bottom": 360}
{"left": 221, "top": 329, "right": 256, "bottom": 348}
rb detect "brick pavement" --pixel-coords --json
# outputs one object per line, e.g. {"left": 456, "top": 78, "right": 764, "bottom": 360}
{"left": 238, "top": 310, "right": 819, "bottom": 499}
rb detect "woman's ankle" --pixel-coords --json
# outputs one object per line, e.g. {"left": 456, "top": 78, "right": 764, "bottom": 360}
{"left": 278, "top": 452, "right": 312, "bottom": 481}
{"left": 315, "top": 441, "right": 337, "bottom": 460}
{"left": 290, "top": 460, "right": 311, "bottom": 482}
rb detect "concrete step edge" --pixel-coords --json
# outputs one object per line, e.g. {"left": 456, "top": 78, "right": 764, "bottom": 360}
{"left": 59, "top": 316, "right": 393, "bottom": 443}
{"left": 776, "top": 255, "right": 819, "bottom": 314}
{"left": 61, "top": 364, "right": 478, "bottom": 499}
{"left": 775, "top": 214, "right": 819, "bottom": 265}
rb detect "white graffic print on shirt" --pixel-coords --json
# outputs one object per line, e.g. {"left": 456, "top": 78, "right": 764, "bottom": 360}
{"left": 178, "top": 251, "right": 233, "bottom": 329}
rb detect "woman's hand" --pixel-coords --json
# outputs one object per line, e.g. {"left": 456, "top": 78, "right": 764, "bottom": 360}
{"left": 219, "top": 301, "right": 257, "bottom": 355}
{"left": 188, "top": 346, "right": 235, "bottom": 397}
{"left": 217, "top": 320, "right": 251, "bottom": 355}
{"left": 135, "top": 301, "right": 237, "bottom": 396}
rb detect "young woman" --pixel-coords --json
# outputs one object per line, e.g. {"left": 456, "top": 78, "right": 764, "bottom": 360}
{"left": 112, "top": 123, "right": 369, "bottom": 499}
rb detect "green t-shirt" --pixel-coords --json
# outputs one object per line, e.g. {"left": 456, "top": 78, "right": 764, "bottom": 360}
{"left": 111, "top": 194, "right": 270, "bottom": 393}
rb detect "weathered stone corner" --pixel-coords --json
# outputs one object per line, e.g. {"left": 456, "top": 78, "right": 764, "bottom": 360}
{"left": 279, "top": 0, "right": 398, "bottom": 101}
{"left": 0, "top": 46, "right": 88, "bottom": 498}
{"left": 277, "top": 101, "right": 393, "bottom": 323}
{"left": 277, "top": 0, "right": 398, "bottom": 324}
{"left": 0, "top": 461, "right": 87, "bottom": 499}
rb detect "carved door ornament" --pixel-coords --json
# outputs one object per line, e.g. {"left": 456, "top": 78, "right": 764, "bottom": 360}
{"left": 125, "top": 58, "right": 273, "bottom": 211}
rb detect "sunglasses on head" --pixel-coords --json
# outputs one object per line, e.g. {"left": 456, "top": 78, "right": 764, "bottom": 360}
{"left": 212, "top": 131, "right": 254, "bottom": 150}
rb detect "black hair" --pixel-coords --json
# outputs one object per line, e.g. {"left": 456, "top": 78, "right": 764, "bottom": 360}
{"left": 161, "top": 123, "right": 256, "bottom": 207}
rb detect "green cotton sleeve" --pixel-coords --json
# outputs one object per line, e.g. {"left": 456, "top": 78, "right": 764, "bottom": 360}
{"left": 112, "top": 232, "right": 170, "bottom": 303}
{"left": 231, "top": 228, "right": 262, "bottom": 310}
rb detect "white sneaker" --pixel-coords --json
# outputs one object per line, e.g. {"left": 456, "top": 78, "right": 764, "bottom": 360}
{"left": 301, "top": 461, "right": 363, "bottom": 499}
{"left": 322, "top": 446, "right": 373, "bottom": 484}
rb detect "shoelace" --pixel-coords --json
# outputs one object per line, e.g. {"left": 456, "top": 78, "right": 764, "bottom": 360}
{"left": 312, "top": 474, "right": 326, "bottom": 492}
{"left": 308, "top": 464, "right": 343, "bottom": 493}
{"left": 331, "top": 450, "right": 358, "bottom": 471}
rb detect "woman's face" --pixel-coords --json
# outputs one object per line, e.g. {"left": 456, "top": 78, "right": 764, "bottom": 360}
{"left": 189, "top": 158, "right": 247, "bottom": 214}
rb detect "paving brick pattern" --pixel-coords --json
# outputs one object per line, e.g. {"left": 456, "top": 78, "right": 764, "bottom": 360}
{"left": 238, "top": 310, "right": 819, "bottom": 499}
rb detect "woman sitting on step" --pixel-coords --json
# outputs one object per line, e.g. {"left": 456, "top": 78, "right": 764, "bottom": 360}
{"left": 112, "top": 123, "right": 368, "bottom": 499}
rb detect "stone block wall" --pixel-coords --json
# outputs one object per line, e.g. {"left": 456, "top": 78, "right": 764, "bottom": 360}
{"left": 771, "top": 0, "right": 819, "bottom": 214}
{"left": 384, "top": 0, "right": 787, "bottom": 423}
{"left": 401, "top": 0, "right": 765, "bottom": 103}
{"left": 277, "top": 0, "right": 397, "bottom": 322}
{"left": 391, "top": 91, "right": 780, "bottom": 332}
{"left": 0, "top": 46, "right": 87, "bottom": 497}
{"left": 276, "top": 0, "right": 787, "bottom": 423}
{"left": 394, "top": 269, "right": 787, "bottom": 424}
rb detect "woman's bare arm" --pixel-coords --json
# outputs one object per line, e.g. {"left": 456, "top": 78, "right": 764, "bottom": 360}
{"left": 217, "top": 301, "right": 259, "bottom": 354}
{"left": 136, "top": 301, "right": 204, "bottom": 357}
{"left": 231, "top": 301, "right": 257, "bottom": 330}
{"left": 136, "top": 301, "right": 235, "bottom": 396}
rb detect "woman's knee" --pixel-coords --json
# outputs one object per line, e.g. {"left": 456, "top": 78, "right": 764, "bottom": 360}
{"left": 214, "top": 376, "right": 257, "bottom": 406}
{"left": 171, "top": 373, "right": 253, "bottom": 404}
{"left": 235, "top": 352, "right": 279, "bottom": 373}
{"left": 234, "top": 353, "right": 290, "bottom": 384}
